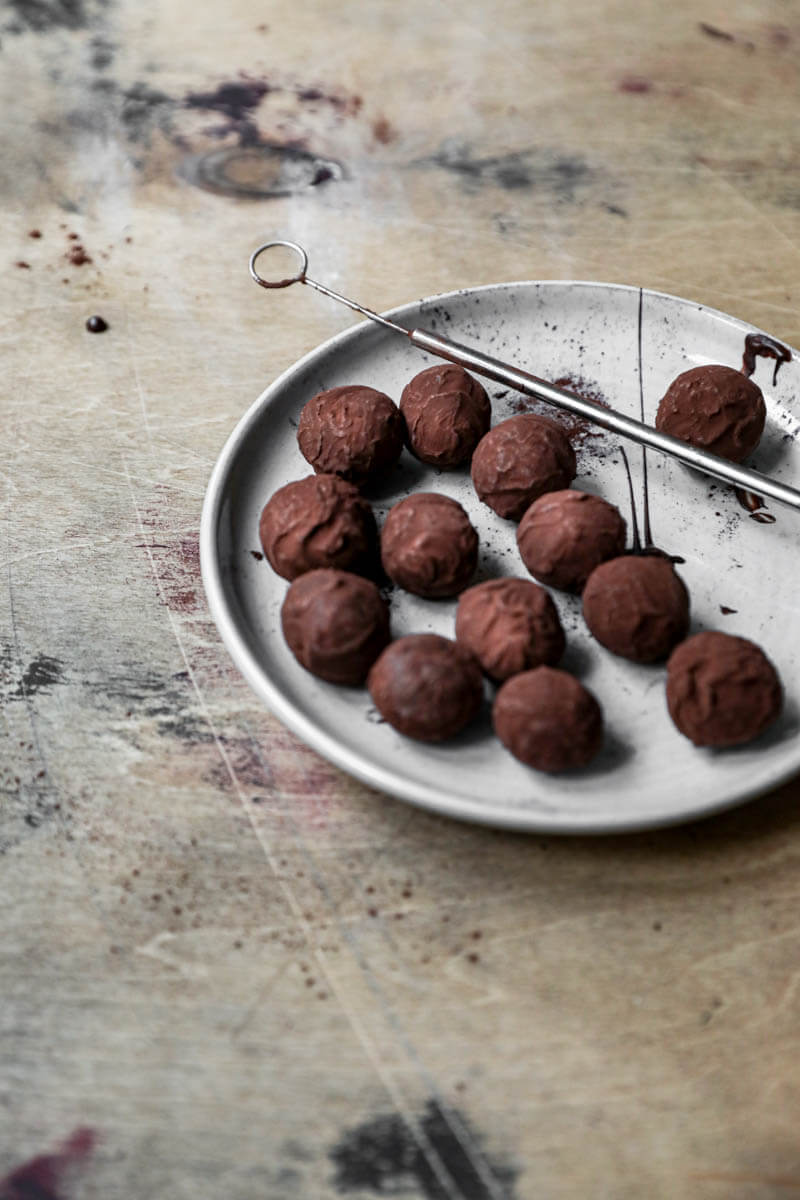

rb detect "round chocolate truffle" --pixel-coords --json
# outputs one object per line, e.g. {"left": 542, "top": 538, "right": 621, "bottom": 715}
{"left": 380, "top": 492, "right": 478, "bottom": 598}
{"left": 517, "top": 489, "right": 627, "bottom": 592}
{"left": 259, "top": 473, "right": 376, "bottom": 581}
{"left": 655, "top": 364, "right": 766, "bottom": 463}
{"left": 666, "top": 631, "right": 782, "bottom": 748}
{"left": 367, "top": 634, "right": 484, "bottom": 742}
{"left": 400, "top": 364, "right": 491, "bottom": 467}
{"left": 471, "top": 414, "right": 577, "bottom": 520}
{"left": 582, "top": 555, "right": 690, "bottom": 663}
{"left": 297, "top": 385, "right": 405, "bottom": 486}
{"left": 281, "top": 568, "right": 390, "bottom": 686}
{"left": 455, "top": 578, "right": 565, "bottom": 682}
{"left": 493, "top": 666, "right": 603, "bottom": 772}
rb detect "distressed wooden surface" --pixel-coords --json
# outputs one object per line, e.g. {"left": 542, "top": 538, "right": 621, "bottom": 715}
{"left": 3, "top": 1, "right": 800, "bottom": 1197}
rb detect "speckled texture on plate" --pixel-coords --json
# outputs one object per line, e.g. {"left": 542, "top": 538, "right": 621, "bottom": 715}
{"left": 202, "top": 280, "right": 800, "bottom": 832}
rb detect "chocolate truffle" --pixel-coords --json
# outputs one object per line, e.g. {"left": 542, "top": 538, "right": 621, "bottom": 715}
{"left": 582, "top": 555, "right": 690, "bottom": 663}
{"left": 655, "top": 364, "right": 766, "bottom": 463}
{"left": 259, "top": 473, "right": 376, "bottom": 581}
{"left": 380, "top": 492, "right": 478, "bottom": 598}
{"left": 455, "top": 578, "right": 565, "bottom": 682}
{"left": 367, "top": 634, "right": 484, "bottom": 742}
{"left": 517, "top": 489, "right": 627, "bottom": 592}
{"left": 281, "top": 568, "right": 390, "bottom": 685}
{"left": 400, "top": 364, "right": 491, "bottom": 467}
{"left": 666, "top": 631, "right": 782, "bottom": 748}
{"left": 493, "top": 666, "right": 603, "bottom": 772}
{"left": 471, "top": 413, "right": 577, "bottom": 520}
{"left": 297, "top": 384, "right": 405, "bottom": 485}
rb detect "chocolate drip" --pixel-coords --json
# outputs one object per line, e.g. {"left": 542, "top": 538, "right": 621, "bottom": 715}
{"left": 734, "top": 487, "right": 777, "bottom": 524}
{"left": 619, "top": 446, "right": 641, "bottom": 552}
{"left": 742, "top": 333, "right": 792, "bottom": 386}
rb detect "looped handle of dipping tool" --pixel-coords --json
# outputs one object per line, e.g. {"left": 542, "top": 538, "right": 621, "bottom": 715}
{"left": 249, "top": 241, "right": 800, "bottom": 514}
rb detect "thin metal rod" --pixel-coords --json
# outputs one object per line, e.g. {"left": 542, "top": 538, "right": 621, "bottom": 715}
{"left": 249, "top": 241, "right": 800, "bottom": 513}
{"left": 410, "top": 328, "right": 800, "bottom": 512}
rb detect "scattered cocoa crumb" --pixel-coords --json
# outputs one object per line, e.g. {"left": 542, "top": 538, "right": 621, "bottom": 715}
{"left": 67, "top": 245, "right": 92, "bottom": 266}
{"left": 15, "top": 260, "right": 31, "bottom": 269}
{"left": 28, "top": 229, "right": 42, "bottom": 238}
{"left": 86, "top": 315, "right": 108, "bottom": 333}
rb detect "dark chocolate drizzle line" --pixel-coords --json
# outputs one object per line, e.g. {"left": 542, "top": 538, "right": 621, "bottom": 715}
{"left": 742, "top": 332, "right": 792, "bottom": 386}
{"left": 623, "top": 292, "right": 685, "bottom": 561}
{"left": 619, "top": 445, "right": 642, "bottom": 552}
{"left": 637, "top": 287, "right": 654, "bottom": 547}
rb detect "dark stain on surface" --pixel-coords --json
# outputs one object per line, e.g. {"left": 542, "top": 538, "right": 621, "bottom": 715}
{"left": 3, "top": 654, "right": 65, "bottom": 701}
{"left": 184, "top": 76, "right": 274, "bottom": 146}
{"left": 330, "top": 1101, "right": 517, "bottom": 1199}
{"left": 698, "top": 22, "right": 735, "bottom": 42}
{"left": 421, "top": 141, "right": 592, "bottom": 200}
{"left": 2, "top": 0, "right": 107, "bottom": 34}
{"left": 0, "top": 1127, "right": 96, "bottom": 1200}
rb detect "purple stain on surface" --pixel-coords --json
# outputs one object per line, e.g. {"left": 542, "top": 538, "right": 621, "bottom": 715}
{"left": 618, "top": 76, "right": 652, "bottom": 93}
{"left": 0, "top": 1127, "right": 96, "bottom": 1200}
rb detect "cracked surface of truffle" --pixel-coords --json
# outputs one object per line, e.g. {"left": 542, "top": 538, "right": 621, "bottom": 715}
{"left": 281, "top": 568, "right": 390, "bottom": 685}
{"left": 655, "top": 364, "right": 765, "bottom": 463}
{"left": 517, "top": 488, "right": 627, "bottom": 592}
{"left": 400, "top": 364, "right": 491, "bottom": 467}
{"left": 455, "top": 578, "right": 565, "bottom": 681}
{"left": 471, "top": 413, "right": 577, "bottom": 520}
{"left": 380, "top": 492, "right": 478, "bottom": 598}
{"left": 298, "top": 384, "right": 405, "bottom": 485}
{"left": 493, "top": 666, "right": 603, "bottom": 772}
{"left": 367, "top": 634, "right": 484, "bottom": 741}
{"left": 259, "top": 473, "right": 376, "bottom": 581}
{"left": 666, "top": 631, "right": 782, "bottom": 747}
{"left": 582, "top": 555, "right": 689, "bottom": 663}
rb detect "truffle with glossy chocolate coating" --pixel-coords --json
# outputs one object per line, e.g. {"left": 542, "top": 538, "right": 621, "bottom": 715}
{"left": 281, "top": 568, "right": 390, "bottom": 685}
{"left": 259, "top": 473, "right": 376, "bottom": 581}
{"left": 471, "top": 413, "right": 577, "bottom": 520}
{"left": 367, "top": 634, "right": 484, "bottom": 741}
{"left": 582, "top": 555, "right": 689, "bottom": 663}
{"left": 655, "top": 364, "right": 766, "bottom": 463}
{"left": 493, "top": 666, "right": 603, "bottom": 772}
{"left": 455, "top": 578, "right": 565, "bottom": 682}
{"left": 517, "top": 488, "right": 627, "bottom": 592}
{"left": 297, "top": 384, "right": 405, "bottom": 485}
{"left": 400, "top": 364, "right": 491, "bottom": 467}
{"left": 380, "top": 492, "right": 478, "bottom": 598}
{"left": 666, "top": 631, "right": 782, "bottom": 747}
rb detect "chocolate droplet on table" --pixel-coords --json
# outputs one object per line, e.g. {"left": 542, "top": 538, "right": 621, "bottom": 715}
{"left": 86, "top": 315, "right": 109, "bottom": 333}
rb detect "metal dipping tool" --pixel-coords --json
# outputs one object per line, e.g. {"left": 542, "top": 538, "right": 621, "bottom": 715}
{"left": 249, "top": 240, "right": 800, "bottom": 514}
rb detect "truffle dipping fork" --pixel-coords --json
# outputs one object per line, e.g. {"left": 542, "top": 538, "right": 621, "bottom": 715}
{"left": 249, "top": 240, "right": 800, "bottom": 513}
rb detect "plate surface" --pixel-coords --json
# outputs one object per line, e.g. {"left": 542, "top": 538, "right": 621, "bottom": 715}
{"left": 200, "top": 281, "right": 800, "bottom": 833}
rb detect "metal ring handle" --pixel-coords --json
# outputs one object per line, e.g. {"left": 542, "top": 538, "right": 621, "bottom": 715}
{"left": 249, "top": 240, "right": 308, "bottom": 289}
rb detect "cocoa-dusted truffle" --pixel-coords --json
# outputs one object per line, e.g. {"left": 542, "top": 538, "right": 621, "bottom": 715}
{"left": 259, "top": 473, "right": 376, "bottom": 581}
{"left": 367, "top": 634, "right": 483, "bottom": 742}
{"left": 380, "top": 492, "right": 478, "bottom": 598}
{"left": 517, "top": 489, "right": 627, "bottom": 592}
{"left": 455, "top": 578, "right": 565, "bottom": 682}
{"left": 655, "top": 364, "right": 766, "bottom": 463}
{"left": 666, "top": 631, "right": 782, "bottom": 747}
{"left": 400, "top": 364, "right": 491, "bottom": 467}
{"left": 281, "top": 568, "right": 390, "bottom": 686}
{"left": 582, "top": 555, "right": 689, "bottom": 663}
{"left": 297, "top": 385, "right": 405, "bottom": 485}
{"left": 493, "top": 666, "right": 603, "bottom": 772}
{"left": 471, "top": 413, "right": 577, "bottom": 520}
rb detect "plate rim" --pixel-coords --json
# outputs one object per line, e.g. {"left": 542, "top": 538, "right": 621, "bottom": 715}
{"left": 200, "top": 277, "right": 800, "bottom": 834}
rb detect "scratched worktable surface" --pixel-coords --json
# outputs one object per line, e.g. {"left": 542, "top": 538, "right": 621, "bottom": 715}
{"left": 3, "top": 1, "right": 800, "bottom": 1197}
